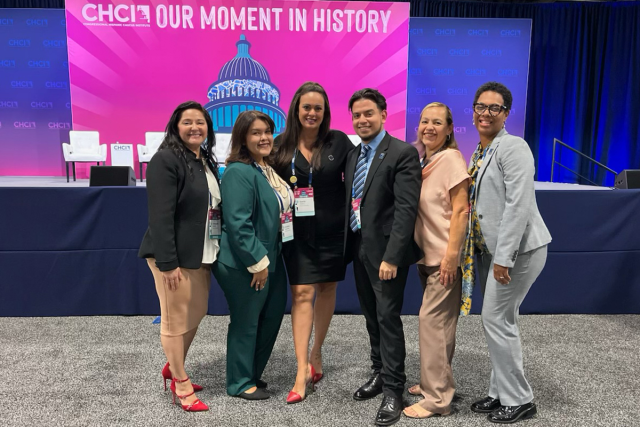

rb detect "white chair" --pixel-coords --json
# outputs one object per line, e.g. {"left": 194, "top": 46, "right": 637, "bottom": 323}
{"left": 62, "top": 131, "right": 107, "bottom": 182}
{"left": 214, "top": 133, "right": 232, "bottom": 165}
{"left": 137, "top": 132, "right": 165, "bottom": 181}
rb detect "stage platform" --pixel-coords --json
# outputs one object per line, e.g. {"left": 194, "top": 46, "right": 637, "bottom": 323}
{"left": 1, "top": 177, "right": 639, "bottom": 316}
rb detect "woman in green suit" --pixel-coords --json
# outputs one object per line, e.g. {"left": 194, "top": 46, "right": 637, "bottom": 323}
{"left": 213, "top": 110, "right": 294, "bottom": 400}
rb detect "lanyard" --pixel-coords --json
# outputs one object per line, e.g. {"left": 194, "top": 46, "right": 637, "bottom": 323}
{"left": 291, "top": 149, "right": 312, "bottom": 187}
{"left": 253, "top": 161, "right": 293, "bottom": 214}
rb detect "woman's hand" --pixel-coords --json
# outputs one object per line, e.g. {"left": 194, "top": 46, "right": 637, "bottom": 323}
{"left": 251, "top": 268, "right": 268, "bottom": 291}
{"left": 439, "top": 254, "right": 458, "bottom": 287}
{"left": 162, "top": 267, "right": 183, "bottom": 291}
{"left": 493, "top": 264, "right": 511, "bottom": 285}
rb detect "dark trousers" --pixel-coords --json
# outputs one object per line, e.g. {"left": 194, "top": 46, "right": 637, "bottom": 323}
{"left": 352, "top": 231, "right": 408, "bottom": 399}
{"left": 213, "top": 256, "right": 287, "bottom": 396}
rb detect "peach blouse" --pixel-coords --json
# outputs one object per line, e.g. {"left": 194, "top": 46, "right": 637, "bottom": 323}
{"left": 414, "top": 149, "right": 470, "bottom": 267}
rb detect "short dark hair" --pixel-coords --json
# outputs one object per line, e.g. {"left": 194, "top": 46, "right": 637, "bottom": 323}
{"left": 226, "top": 110, "right": 276, "bottom": 165}
{"left": 473, "top": 81, "right": 513, "bottom": 111}
{"left": 348, "top": 88, "right": 387, "bottom": 112}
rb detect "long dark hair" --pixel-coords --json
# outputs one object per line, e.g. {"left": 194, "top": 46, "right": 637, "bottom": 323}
{"left": 226, "top": 110, "right": 276, "bottom": 166}
{"left": 158, "top": 101, "right": 217, "bottom": 178}
{"left": 274, "top": 82, "right": 332, "bottom": 171}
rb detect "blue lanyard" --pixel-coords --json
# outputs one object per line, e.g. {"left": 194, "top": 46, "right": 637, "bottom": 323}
{"left": 253, "top": 161, "right": 293, "bottom": 214}
{"left": 292, "top": 149, "right": 312, "bottom": 187}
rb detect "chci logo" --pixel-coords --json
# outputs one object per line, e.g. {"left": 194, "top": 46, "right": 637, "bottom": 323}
{"left": 32, "top": 101, "right": 53, "bottom": 109}
{"left": 46, "top": 81, "right": 68, "bottom": 89}
{"left": 11, "top": 80, "right": 33, "bottom": 88}
{"left": 14, "top": 121, "right": 37, "bottom": 129}
{"left": 82, "top": 4, "right": 151, "bottom": 24}
{"left": 26, "top": 19, "right": 48, "bottom": 26}
{"left": 8, "top": 39, "right": 30, "bottom": 47}
{"left": 49, "top": 122, "right": 71, "bottom": 129}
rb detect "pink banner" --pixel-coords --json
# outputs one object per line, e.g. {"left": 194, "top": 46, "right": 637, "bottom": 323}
{"left": 65, "top": 0, "right": 409, "bottom": 176}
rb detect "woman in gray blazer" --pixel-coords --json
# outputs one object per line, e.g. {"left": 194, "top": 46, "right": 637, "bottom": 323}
{"left": 462, "top": 82, "right": 551, "bottom": 424}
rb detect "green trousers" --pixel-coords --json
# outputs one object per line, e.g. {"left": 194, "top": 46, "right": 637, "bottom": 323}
{"left": 213, "top": 256, "right": 287, "bottom": 396}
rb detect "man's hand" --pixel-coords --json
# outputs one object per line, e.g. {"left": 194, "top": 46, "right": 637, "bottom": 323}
{"left": 379, "top": 261, "right": 398, "bottom": 281}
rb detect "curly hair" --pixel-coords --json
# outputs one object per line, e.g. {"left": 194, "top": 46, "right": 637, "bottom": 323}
{"left": 473, "top": 81, "right": 513, "bottom": 111}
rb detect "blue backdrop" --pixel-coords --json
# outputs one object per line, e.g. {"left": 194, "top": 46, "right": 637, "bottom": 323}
{"left": 406, "top": 17, "right": 532, "bottom": 162}
{"left": 410, "top": 0, "right": 640, "bottom": 186}
{"left": 0, "top": 8, "right": 71, "bottom": 176}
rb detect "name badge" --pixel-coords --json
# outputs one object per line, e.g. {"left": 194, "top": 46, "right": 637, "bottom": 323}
{"left": 351, "top": 198, "right": 362, "bottom": 230}
{"left": 208, "top": 208, "right": 221, "bottom": 239}
{"left": 281, "top": 212, "right": 294, "bottom": 242}
{"left": 294, "top": 187, "right": 315, "bottom": 217}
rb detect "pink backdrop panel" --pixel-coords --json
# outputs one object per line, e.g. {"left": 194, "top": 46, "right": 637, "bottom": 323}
{"left": 65, "top": 0, "right": 410, "bottom": 177}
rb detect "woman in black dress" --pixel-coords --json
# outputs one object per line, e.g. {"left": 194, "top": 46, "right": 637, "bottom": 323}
{"left": 274, "top": 82, "right": 354, "bottom": 403}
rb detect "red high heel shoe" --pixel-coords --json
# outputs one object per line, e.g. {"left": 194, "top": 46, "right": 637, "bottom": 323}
{"left": 286, "top": 365, "right": 316, "bottom": 404}
{"left": 310, "top": 363, "right": 323, "bottom": 384}
{"left": 162, "top": 362, "right": 203, "bottom": 392}
{"left": 169, "top": 377, "right": 209, "bottom": 412}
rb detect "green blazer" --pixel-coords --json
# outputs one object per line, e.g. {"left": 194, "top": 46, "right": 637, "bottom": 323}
{"left": 218, "top": 162, "right": 282, "bottom": 273}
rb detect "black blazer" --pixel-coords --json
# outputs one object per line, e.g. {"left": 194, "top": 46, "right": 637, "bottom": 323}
{"left": 343, "top": 132, "right": 422, "bottom": 268}
{"left": 138, "top": 148, "right": 218, "bottom": 271}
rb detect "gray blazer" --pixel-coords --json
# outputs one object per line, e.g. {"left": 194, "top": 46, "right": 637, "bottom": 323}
{"left": 474, "top": 129, "right": 551, "bottom": 268}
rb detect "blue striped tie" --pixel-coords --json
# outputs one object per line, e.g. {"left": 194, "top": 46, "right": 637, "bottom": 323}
{"left": 350, "top": 144, "right": 371, "bottom": 232}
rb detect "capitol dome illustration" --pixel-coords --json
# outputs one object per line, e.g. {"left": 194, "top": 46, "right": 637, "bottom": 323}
{"left": 205, "top": 35, "right": 286, "bottom": 133}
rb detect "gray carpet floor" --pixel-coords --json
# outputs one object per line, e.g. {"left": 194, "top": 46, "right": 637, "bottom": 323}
{"left": 0, "top": 315, "right": 638, "bottom": 427}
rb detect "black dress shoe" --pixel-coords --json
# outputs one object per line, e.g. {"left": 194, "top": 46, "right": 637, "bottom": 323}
{"left": 488, "top": 403, "right": 537, "bottom": 423}
{"left": 375, "top": 395, "right": 403, "bottom": 426}
{"left": 236, "top": 388, "right": 270, "bottom": 400}
{"left": 471, "top": 396, "right": 502, "bottom": 413}
{"left": 353, "top": 373, "right": 383, "bottom": 401}
{"left": 256, "top": 379, "right": 267, "bottom": 389}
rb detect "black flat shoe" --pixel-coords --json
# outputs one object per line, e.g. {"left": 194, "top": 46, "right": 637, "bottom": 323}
{"left": 353, "top": 373, "right": 383, "bottom": 401}
{"left": 488, "top": 403, "right": 537, "bottom": 423}
{"left": 375, "top": 395, "right": 403, "bottom": 426}
{"left": 471, "top": 396, "right": 502, "bottom": 413}
{"left": 236, "top": 388, "right": 270, "bottom": 400}
{"left": 256, "top": 379, "right": 267, "bottom": 389}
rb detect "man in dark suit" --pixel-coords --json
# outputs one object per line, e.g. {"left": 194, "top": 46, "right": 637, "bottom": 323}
{"left": 344, "top": 88, "right": 422, "bottom": 426}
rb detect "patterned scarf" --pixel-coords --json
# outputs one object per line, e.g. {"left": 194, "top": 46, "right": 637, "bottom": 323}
{"left": 460, "top": 142, "right": 491, "bottom": 316}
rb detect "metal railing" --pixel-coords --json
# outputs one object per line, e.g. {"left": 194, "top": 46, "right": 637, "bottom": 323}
{"left": 550, "top": 138, "right": 617, "bottom": 186}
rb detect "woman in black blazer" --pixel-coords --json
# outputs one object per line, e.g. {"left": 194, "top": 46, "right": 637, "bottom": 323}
{"left": 139, "top": 101, "right": 220, "bottom": 412}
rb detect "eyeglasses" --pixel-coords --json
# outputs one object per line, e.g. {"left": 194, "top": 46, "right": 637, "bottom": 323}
{"left": 473, "top": 103, "right": 507, "bottom": 116}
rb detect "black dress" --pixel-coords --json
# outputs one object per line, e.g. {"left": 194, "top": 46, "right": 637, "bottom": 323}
{"left": 274, "top": 130, "right": 355, "bottom": 284}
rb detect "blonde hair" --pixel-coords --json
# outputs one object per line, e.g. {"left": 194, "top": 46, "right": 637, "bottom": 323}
{"left": 413, "top": 102, "right": 458, "bottom": 153}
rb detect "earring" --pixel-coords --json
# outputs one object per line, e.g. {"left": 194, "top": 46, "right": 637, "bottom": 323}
{"left": 472, "top": 120, "right": 475, "bottom": 126}
{"left": 447, "top": 134, "right": 451, "bottom": 141}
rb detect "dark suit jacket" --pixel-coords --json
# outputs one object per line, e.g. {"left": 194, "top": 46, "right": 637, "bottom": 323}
{"left": 343, "top": 132, "right": 422, "bottom": 268}
{"left": 138, "top": 148, "right": 218, "bottom": 271}
{"left": 217, "top": 162, "right": 282, "bottom": 273}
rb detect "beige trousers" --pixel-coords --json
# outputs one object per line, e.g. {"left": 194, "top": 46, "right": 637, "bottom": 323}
{"left": 415, "top": 265, "right": 462, "bottom": 414}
